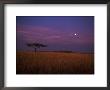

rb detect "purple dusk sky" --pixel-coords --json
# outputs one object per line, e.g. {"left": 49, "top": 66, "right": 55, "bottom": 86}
{"left": 16, "top": 16, "right": 94, "bottom": 52}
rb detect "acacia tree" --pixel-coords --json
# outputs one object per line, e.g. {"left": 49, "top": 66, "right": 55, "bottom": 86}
{"left": 26, "top": 43, "right": 47, "bottom": 55}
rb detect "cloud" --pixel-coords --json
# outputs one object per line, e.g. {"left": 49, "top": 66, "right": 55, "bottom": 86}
{"left": 17, "top": 25, "right": 94, "bottom": 45}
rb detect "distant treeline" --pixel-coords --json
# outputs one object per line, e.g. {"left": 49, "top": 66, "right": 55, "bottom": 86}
{"left": 40, "top": 51, "right": 94, "bottom": 54}
{"left": 17, "top": 50, "right": 94, "bottom": 54}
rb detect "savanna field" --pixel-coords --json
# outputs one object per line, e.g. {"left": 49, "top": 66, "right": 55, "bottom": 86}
{"left": 16, "top": 51, "right": 94, "bottom": 74}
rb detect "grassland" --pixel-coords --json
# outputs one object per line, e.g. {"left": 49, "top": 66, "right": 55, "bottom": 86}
{"left": 16, "top": 51, "right": 94, "bottom": 74}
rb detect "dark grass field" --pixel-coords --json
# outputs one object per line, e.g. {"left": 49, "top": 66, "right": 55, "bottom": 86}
{"left": 16, "top": 51, "right": 94, "bottom": 74}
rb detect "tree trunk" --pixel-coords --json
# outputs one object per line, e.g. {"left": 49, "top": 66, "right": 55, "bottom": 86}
{"left": 35, "top": 48, "right": 37, "bottom": 56}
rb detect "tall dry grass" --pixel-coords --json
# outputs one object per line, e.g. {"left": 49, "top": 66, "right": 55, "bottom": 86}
{"left": 16, "top": 51, "right": 94, "bottom": 74}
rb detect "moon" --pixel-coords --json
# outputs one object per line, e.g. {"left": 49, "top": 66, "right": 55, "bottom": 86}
{"left": 74, "top": 33, "right": 77, "bottom": 36}
{"left": 72, "top": 33, "right": 80, "bottom": 38}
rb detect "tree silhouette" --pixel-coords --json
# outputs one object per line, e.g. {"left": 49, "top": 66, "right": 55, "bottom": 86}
{"left": 26, "top": 43, "right": 47, "bottom": 55}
